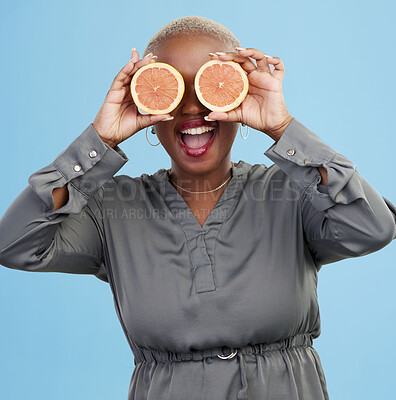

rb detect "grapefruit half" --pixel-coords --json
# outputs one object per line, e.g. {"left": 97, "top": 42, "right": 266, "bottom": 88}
{"left": 194, "top": 60, "right": 249, "bottom": 112}
{"left": 130, "top": 62, "right": 185, "bottom": 115}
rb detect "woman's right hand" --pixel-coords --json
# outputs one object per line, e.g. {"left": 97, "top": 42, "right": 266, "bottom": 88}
{"left": 92, "top": 48, "right": 173, "bottom": 148}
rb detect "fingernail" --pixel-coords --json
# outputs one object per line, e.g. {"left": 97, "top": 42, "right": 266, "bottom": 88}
{"left": 131, "top": 47, "right": 136, "bottom": 53}
{"left": 208, "top": 52, "right": 218, "bottom": 57}
{"left": 145, "top": 52, "right": 153, "bottom": 58}
{"left": 215, "top": 52, "right": 227, "bottom": 56}
{"left": 161, "top": 117, "right": 174, "bottom": 121}
{"left": 151, "top": 55, "right": 158, "bottom": 59}
{"left": 264, "top": 54, "right": 273, "bottom": 58}
{"left": 236, "top": 47, "right": 246, "bottom": 51}
{"left": 204, "top": 116, "right": 215, "bottom": 121}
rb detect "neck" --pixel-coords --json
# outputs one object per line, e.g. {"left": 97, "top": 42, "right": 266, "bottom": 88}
{"left": 168, "top": 157, "right": 235, "bottom": 199}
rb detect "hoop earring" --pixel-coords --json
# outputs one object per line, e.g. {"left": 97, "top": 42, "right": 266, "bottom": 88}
{"left": 146, "top": 126, "right": 161, "bottom": 146}
{"left": 239, "top": 123, "right": 249, "bottom": 139}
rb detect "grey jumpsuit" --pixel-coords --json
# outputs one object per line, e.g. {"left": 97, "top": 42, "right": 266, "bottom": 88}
{"left": 0, "top": 118, "right": 395, "bottom": 400}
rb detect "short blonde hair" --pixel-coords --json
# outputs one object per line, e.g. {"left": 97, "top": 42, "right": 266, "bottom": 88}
{"left": 143, "top": 16, "right": 241, "bottom": 57}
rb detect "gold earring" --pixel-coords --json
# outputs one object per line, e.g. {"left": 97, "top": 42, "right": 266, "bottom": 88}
{"left": 239, "top": 123, "right": 249, "bottom": 139}
{"left": 146, "top": 126, "right": 161, "bottom": 146}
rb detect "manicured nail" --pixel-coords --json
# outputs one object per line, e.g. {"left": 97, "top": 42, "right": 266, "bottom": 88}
{"left": 208, "top": 52, "right": 218, "bottom": 57}
{"left": 215, "top": 52, "right": 227, "bottom": 56}
{"left": 161, "top": 117, "right": 174, "bottom": 121}
{"left": 145, "top": 52, "right": 153, "bottom": 58}
{"left": 236, "top": 47, "right": 246, "bottom": 51}
{"left": 263, "top": 54, "right": 273, "bottom": 58}
{"left": 204, "top": 116, "right": 215, "bottom": 121}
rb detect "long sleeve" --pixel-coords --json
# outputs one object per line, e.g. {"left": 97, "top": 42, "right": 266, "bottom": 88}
{"left": 0, "top": 123, "right": 128, "bottom": 282}
{"left": 264, "top": 118, "right": 396, "bottom": 269}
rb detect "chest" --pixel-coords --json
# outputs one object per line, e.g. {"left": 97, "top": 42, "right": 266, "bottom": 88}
{"left": 102, "top": 191, "right": 318, "bottom": 351}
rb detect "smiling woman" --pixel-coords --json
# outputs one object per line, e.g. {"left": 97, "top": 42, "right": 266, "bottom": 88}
{"left": 0, "top": 15, "right": 395, "bottom": 400}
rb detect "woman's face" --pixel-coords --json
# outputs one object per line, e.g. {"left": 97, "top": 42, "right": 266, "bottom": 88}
{"left": 152, "top": 33, "right": 239, "bottom": 176}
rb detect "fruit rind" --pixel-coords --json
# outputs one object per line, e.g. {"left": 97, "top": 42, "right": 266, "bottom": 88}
{"left": 194, "top": 60, "right": 249, "bottom": 112}
{"left": 130, "top": 62, "right": 185, "bottom": 115}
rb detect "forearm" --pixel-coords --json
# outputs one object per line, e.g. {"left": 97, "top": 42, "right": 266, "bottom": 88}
{"left": 52, "top": 123, "right": 120, "bottom": 211}
{"left": 0, "top": 123, "right": 128, "bottom": 278}
{"left": 264, "top": 117, "right": 395, "bottom": 266}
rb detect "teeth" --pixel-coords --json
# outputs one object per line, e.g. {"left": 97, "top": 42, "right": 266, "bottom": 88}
{"left": 180, "top": 126, "right": 215, "bottom": 135}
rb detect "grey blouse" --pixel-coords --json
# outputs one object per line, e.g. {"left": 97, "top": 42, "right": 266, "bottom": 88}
{"left": 0, "top": 118, "right": 395, "bottom": 400}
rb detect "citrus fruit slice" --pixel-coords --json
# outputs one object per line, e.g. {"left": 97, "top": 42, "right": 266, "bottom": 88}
{"left": 194, "top": 60, "right": 249, "bottom": 112}
{"left": 130, "top": 62, "right": 185, "bottom": 115}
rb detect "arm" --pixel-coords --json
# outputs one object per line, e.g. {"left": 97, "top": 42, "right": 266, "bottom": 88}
{"left": 0, "top": 49, "right": 173, "bottom": 281}
{"left": 264, "top": 118, "right": 396, "bottom": 268}
{"left": 0, "top": 123, "right": 128, "bottom": 281}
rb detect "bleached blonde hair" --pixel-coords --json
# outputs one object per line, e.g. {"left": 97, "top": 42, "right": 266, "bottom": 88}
{"left": 142, "top": 16, "right": 241, "bottom": 57}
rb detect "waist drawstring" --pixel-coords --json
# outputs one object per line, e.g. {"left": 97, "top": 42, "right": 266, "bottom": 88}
{"left": 235, "top": 349, "right": 248, "bottom": 400}
{"left": 132, "top": 333, "right": 313, "bottom": 400}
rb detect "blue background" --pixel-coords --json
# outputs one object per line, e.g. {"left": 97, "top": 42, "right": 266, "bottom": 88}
{"left": 0, "top": 1, "right": 395, "bottom": 399}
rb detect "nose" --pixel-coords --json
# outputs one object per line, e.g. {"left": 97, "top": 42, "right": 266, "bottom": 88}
{"left": 179, "top": 81, "right": 209, "bottom": 116}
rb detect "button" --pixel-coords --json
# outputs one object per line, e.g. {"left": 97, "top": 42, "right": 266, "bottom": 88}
{"left": 73, "top": 164, "right": 82, "bottom": 172}
{"left": 89, "top": 150, "right": 97, "bottom": 158}
{"left": 286, "top": 149, "right": 295, "bottom": 156}
{"left": 304, "top": 159, "right": 311, "bottom": 164}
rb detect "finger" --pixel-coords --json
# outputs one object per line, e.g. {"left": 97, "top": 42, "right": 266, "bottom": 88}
{"left": 211, "top": 51, "right": 257, "bottom": 74}
{"left": 263, "top": 56, "right": 285, "bottom": 80}
{"left": 109, "top": 52, "right": 139, "bottom": 91}
{"left": 110, "top": 52, "right": 155, "bottom": 91}
{"left": 131, "top": 47, "right": 137, "bottom": 59}
{"left": 136, "top": 114, "right": 174, "bottom": 131}
{"left": 205, "top": 107, "right": 242, "bottom": 123}
{"left": 234, "top": 48, "right": 272, "bottom": 74}
{"left": 105, "top": 84, "right": 132, "bottom": 105}
{"left": 106, "top": 55, "right": 159, "bottom": 104}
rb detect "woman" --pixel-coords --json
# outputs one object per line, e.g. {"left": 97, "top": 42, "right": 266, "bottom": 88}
{"left": 0, "top": 15, "right": 395, "bottom": 400}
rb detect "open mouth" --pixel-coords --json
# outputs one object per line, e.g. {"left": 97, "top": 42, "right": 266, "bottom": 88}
{"left": 176, "top": 121, "right": 218, "bottom": 157}
{"left": 180, "top": 125, "right": 216, "bottom": 147}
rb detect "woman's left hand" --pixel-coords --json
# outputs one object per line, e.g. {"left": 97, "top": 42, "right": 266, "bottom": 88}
{"left": 207, "top": 48, "right": 294, "bottom": 141}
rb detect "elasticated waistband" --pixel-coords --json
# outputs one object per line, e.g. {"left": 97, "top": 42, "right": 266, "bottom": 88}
{"left": 132, "top": 333, "right": 313, "bottom": 400}
{"left": 133, "top": 333, "right": 313, "bottom": 363}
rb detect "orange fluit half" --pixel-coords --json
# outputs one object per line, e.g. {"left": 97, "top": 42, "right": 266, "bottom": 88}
{"left": 130, "top": 62, "right": 185, "bottom": 115}
{"left": 194, "top": 60, "right": 249, "bottom": 112}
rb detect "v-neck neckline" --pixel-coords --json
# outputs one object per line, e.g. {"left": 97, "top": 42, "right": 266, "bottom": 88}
{"left": 151, "top": 160, "right": 252, "bottom": 237}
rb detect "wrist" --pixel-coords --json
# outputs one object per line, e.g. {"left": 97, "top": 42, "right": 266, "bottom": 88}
{"left": 92, "top": 122, "right": 118, "bottom": 148}
{"left": 100, "top": 137, "right": 118, "bottom": 149}
{"left": 265, "top": 114, "right": 294, "bottom": 142}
